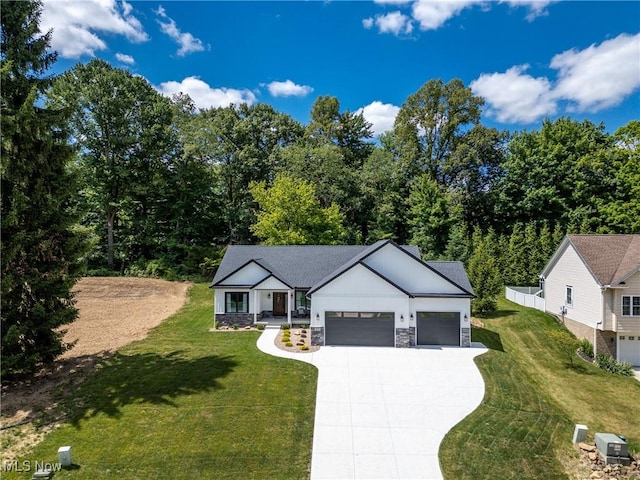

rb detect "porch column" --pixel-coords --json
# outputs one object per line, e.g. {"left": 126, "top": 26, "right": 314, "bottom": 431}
{"left": 253, "top": 290, "right": 258, "bottom": 324}
{"left": 287, "top": 289, "right": 292, "bottom": 326}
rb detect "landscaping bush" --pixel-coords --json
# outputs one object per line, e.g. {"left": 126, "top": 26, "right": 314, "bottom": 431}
{"left": 280, "top": 324, "right": 290, "bottom": 330}
{"left": 285, "top": 342, "right": 293, "bottom": 347}
{"left": 301, "top": 324, "right": 308, "bottom": 329}
{"left": 300, "top": 345, "right": 309, "bottom": 351}
{"left": 578, "top": 339, "right": 594, "bottom": 358}
{"left": 256, "top": 324, "right": 265, "bottom": 331}
{"left": 232, "top": 324, "right": 239, "bottom": 330}
{"left": 595, "top": 353, "right": 634, "bottom": 376}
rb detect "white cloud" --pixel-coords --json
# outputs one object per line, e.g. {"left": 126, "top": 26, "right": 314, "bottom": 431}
{"left": 115, "top": 52, "right": 135, "bottom": 65}
{"left": 471, "top": 65, "right": 556, "bottom": 123}
{"left": 411, "top": 0, "right": 478, "bottom": 31}
{"left": 356, "top": 101, "right": 401, "bottom": 136}
{"left": 41, "top": 0, "right": 148, "bottom": 58}
{"left": 471, "top": 33, "right": 640, "bottom": 124}
{"left": 374, "top": 11, "right": 414, "bottom": 36}
{"left": 265, "top": 80, "right": 314, "bottom": 98}
{"left": 503, "top": 0, "right": 553, "bottom": 21}
{"left": 155, "top": 5, "right": 207, "bottom": 57}
{"left": 365, "top": 0, "right": 551, "bottom": 35}
{"left": 551, "top": 33, "right": 640, "bottom": 112}
{"left": 374, "top": 0, "right": 413, "bottom": 5}
{"left": 156, "top": 77, "right": 256, "bottom": 109}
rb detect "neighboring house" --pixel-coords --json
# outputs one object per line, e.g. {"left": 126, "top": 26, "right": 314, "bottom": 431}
{"left": 210, "top": 239, "right": 474, "bottom": 348}
{"left": 540, "top": 234, "right": 640, "bottom": 366}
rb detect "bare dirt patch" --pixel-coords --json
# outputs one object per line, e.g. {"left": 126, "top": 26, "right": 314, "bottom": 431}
{"left": 1, "top": 277, "right": 190, "bottom": 459}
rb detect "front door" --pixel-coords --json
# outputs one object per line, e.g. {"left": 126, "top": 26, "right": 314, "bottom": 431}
{"left": 273, "top": 292, "right": 287, "bottom": 316}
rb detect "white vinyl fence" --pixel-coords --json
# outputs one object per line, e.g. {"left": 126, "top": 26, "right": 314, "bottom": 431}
{"left": 505, "top": 286, "right": 546, "bottom": 312}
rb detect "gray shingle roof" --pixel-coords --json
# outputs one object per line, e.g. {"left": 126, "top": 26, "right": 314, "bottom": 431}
{"left": 212, "top": 245, "right": 374, "bottom": 288}
{"left": 427, "top": 261, "right": 475, "bottom": 295}
{"left": 211, "top": 241, "right": 473, "bottom": 297}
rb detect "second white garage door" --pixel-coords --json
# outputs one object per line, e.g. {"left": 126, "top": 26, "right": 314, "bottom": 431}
{"left": 619, "top": 334, "right": 640, "bottom": 366}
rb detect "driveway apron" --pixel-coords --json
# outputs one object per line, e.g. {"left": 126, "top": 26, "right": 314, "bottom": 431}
{"left": 257, "top": 327, "right": 487, "bottom": 480}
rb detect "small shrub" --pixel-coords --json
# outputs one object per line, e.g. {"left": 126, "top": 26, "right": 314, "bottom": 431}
{"left": 301, "top": 324, "right": 308, "bottom": 329}
{"left": 301, "top": 329, "right": 307, "bottom": 334}
{"left": 232, "top": 324, "right": 239, "bottom": 330}
{"left": 300, "top": 334, "right": 307, "bottom": 339}
{"left": 213, "top": 321, "right": 219, "bottom": 329}
{"left": 280, "top": 324, "right": 290, "bottom": 330}
{"left": 300, "top": 345, "right": 309, "bottom": 351}
{"left": 256, "top": 324, "right": 265, "bottom": 331}
{"left": 595, "top": 353, "right": 634, "bottom": 376}
{"left": 578, "top": 339, "right": 594, "bottom": 358}
{"left": 281, "top": 335, "right": 290, "bottom": 341}
{"left": 285, "top": 342, "right": 293, "bottom": 347}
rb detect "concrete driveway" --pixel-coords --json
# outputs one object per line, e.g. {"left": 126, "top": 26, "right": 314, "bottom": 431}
{"left": 257, "top": 327, "right": 487, "bottom": 480}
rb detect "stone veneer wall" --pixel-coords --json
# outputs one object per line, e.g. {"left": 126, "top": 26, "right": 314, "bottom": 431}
{"left": 215, "top": 313, "right": 254, "bottom": 328}
{"left": 461, "top": 327, "right": 471, "bottom": 347}
{"left": 395, "top": 327, "right": 415, "bottom": 348}
{"left": 595, "top": 330, "right": 617, "bottom": 358}
{"left": 311, "top": 327, "right": 324, "bottom": 346}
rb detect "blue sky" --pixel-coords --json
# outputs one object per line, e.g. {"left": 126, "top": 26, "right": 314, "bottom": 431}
{"left": 42, "top": 1, "right": 639, "bottom": 136}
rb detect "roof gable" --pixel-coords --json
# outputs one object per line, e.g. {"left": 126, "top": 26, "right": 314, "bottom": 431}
{"left": 542, "top": 235, "right": 640, "bottom": 286}
{"left": 211, "top": 241, "right": 473, "bottom": 298}
{"left": 307, "top": 240, "right": 473, "bottom": 297}
{"left": 214, "top": 259, "right": 270, "bottom": 287}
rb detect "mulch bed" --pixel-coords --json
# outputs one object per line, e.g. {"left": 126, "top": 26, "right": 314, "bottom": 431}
{"left": 275, "top": 328, "right": 320, "bottom": 353}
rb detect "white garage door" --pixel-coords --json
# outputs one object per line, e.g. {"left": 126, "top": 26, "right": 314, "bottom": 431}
{"left": 618, "top": 334, "right": 640, "bottom": 366}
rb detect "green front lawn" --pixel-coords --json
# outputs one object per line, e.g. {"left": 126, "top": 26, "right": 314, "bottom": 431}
{"left": 6, "top": 283, "right": 317, "bottom": 479}
{"left": 441, "top": 298, "right": 640, "bottom": 480}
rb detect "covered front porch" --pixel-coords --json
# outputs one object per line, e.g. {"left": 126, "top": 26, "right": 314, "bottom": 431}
{"left": 252, "top": 276, "right": 310, "bottom": 327}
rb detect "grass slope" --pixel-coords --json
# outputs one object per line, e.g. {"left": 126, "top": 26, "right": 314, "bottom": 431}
{"left": 441, "top": 298, "right": 640, "bottom": 480}
{"left": 6, "top": 284, "right": 317, "bottom": 479}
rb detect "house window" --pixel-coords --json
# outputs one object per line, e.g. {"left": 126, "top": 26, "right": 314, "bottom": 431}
{"left": 622, "top": 296, "right": 640, "bottom": 316}
{"left": 225, "top": 292, "right": 248, "bottom": 313}
{"left": 565, "top": 286, "right": 573, "bottom": 306}
{"left": 295, "top": 291, "right": 310, "bottom": 310}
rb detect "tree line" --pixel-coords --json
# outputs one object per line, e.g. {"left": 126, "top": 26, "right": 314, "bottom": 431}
{"left": 2, "top": 0, "right": 638, "bottom": 375}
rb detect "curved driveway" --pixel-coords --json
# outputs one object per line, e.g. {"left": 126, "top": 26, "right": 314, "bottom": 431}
{"left": 257, "top": 327, "right": 487, "bottom": 480}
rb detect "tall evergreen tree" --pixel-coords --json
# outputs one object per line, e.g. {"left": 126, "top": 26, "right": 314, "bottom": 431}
{"left": 1, "top": 0, "right": 88, "bottom": 375}
{"left": 468, "top": 228, "right": 502, "bottom": 314}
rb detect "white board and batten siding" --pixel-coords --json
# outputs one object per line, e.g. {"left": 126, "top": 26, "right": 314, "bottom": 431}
{"left": 311, "top": 263, "right": 408, "bottom": 314}
{"left": 544, "top": 243, "right": 603, "bottom": 329}
{"left": 363, "top": 243, "right": 463, "bottom": 295}
{"left": 218, "top": 261, "right": 269, "bottom": 287}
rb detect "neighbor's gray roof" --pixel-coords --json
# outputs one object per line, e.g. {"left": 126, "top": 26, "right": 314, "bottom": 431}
{"left": 211, "top": 241, "right": 473, "bottom": 296}
{"left": 567, "top": 234, "right": 640, "bottom": 286}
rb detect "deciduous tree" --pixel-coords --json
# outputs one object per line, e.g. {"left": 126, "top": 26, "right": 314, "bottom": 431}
{"left": 249, "top": 174, "right": 345, "bottom": 245}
